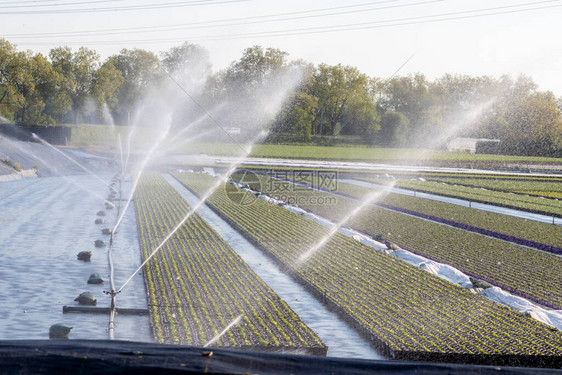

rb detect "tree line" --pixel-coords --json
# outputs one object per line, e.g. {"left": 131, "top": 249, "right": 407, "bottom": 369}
{"left": 1, "top": 39, "right": 561, "bottom": 157}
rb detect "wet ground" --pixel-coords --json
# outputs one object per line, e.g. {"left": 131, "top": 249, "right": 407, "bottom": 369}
{"left": 0, "top": 174, "right": 151, "bottom": 341}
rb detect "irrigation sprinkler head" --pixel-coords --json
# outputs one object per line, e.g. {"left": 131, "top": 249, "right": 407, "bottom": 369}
{"left": 74, "top": 292, "right": 97, "bottom": 306}
{"left": 49, "top": 323, "right": 72, "bottom": 339}
{"left": 95, "top": 218, "right": 105, "bottom": 225}
{"left": 87, "top": 273, "right": 104, "bottom": 284}
{"left": 94, "top": 240, "right": 106, "bottom": 248}
{"left": 103, "top": 289, "right": 120, "bottom": 296}
{"left": 76, "top": 251, "right": 92, "bottom": 262}
{"left": 101, "top": 228, "right": 111, "bottom": 235}
{"left": 97, "top": 211, "right": 106, "bottom": 217}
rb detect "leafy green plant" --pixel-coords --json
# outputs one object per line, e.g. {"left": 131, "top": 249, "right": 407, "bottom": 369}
{"left": 1, "top": 158, "right": 22, "bottom": 172}
{"left": 176, "top": 171, "right": 562, "bottom": 363}
{"left": 134, "top": 172, "right": 325, "bottom": 351}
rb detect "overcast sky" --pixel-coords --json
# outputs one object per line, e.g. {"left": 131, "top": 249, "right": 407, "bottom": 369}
{"left": 2, "top": 0, "right": 562, "bottom": 96}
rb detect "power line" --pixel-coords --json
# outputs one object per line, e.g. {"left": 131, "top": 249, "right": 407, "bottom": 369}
{"left": 3, "top": 0, "right": 412, "bottom": 37}
{"left": 0, "top": 0, "right": 98, "bottom": 4}
{"left": 0, "top": 0, "right": 247, "bottom": 14}
{"left": 0, "top": 0, "right": 126, "bottom": 9}
{"left": 16, "top": 1, "right": 560, "bottom": 46}
{"left": 12, "top": 1, "right": 444, "bottom": 39}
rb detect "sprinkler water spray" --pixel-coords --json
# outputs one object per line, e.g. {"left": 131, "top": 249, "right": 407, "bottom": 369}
{"left": 31, "top": 133, "right": 117, "bottom": 193}
{"left": 203, "top": 314, "right": 243, "bottom": 348}
{"left": 298, "top": 181, "right": 396, "bottom": 265}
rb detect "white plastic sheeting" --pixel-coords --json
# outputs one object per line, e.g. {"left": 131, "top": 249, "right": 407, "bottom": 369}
{"left": 384, "top": 250, "right": 473, "bottom": 289}
{"left": 481, "top": 288, "right": 562, "bottom": 331}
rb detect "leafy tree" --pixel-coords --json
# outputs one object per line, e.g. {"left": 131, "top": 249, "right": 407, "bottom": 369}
{"left": 162, "top": 42, "right": 211, "bottom": 80}
{"left": 0, "top": 40, "right": 69, "bottom": 125}
{"left": 223, "top": 45, "right": 288, "bottom": 95}
{"left": 213, "top": 45, "right": 295, "bottom": 140}
{"left": 49, "top": 46, "right": 100, "bottom": 123}
{"left": 274, "top": 92, "right": 318, "bottom": 142}
{"left": 108, "top": 48, "right": 161, "bottom": 125}
{"left": 379, "top": 110, "right": 410, "bottom": 146}
{"left": 500, "top": 90, "right": 562, "bottom": 157}
{"left": 431, "top": 74, "right": 498, "bottom": 142}
{"left": 0, "top": 39, "right": 23, "bottom": 121}
{"left": 90, "top": 61, "right": 124, "bottom": 118}
{"left": 379, "top": 74, "right": 427, "bottom": 116}
{"left": 308, "top": 64, "right": 371, "bottom": 136}
{"left": 379, "top": 74, "right": 430, "bottom": 143}
{"left": 14, "top": 52, "right": 60, "bottom": 124}
{"left": 341, "top": 98, "right": 380, "bottom": 143}
{"left": 161, "top": 43, "right": 212, "bottom": 129}
{"left": 34, "top": 53, "right": 70, "bottom": 124}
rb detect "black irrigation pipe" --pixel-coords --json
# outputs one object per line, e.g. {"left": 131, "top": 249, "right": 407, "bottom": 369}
{"left": 273, "top": 176, "right": 562, "bottom": 256}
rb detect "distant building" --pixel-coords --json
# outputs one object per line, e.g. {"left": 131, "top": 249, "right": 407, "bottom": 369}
{"left": 447, "top": 138, "right": 500, "bottom": 154}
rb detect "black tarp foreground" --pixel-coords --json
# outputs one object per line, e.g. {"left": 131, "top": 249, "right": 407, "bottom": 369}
{"left": 0, "top": 340, "right": 560, "bottom": 375}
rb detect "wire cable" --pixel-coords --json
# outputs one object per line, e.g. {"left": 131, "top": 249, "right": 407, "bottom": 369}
{"left": 0, "top": 0, "right": 247, "bottom": 14}
{"left": 12, "top": 1, "right": 560, "bottom": 46}
{"left": 0, "top": 0, "right": 125, "bottom": 9}
{"left": 3, "top": 0, "right": 418, "bottom": 38}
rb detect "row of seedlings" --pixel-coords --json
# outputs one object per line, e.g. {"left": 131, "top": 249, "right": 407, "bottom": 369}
{"left": 244, "top": 173, "right": 562, "bottom": 309}
{"left": 334, "top": 181, "right": 561, "bottom": 250}
{"left": 423, "top": 177, "right": 562, "bottom": 199}
{"left": 174, "top": 172, "right": 562, "bottom": 367}
{"left": 133, "top": 172, "right": 326, "bottom": 354}
{"left": 382, "top": 178, "right": 562, "bottom": 217}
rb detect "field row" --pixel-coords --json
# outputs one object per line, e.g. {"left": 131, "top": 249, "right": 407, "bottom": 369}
{"left": 334, "top": 181, "right": 561, "bottom": 252}
{"left": 174, "top": 171, "right": 562, "bottom": 365}
{"left": 242, "top": 173, "right": 562, "bottom": 308}
{"left": 423, "top": 177, "right": 562, "bottom": 199}
{"left": 372, "top": 178, "right": 562, "bottom": 217}
{"left": 255, "top": 171, "right": 561, "bottom": 250}
{"left": 134, "top": 172, "right": 326, "bottom": 353}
